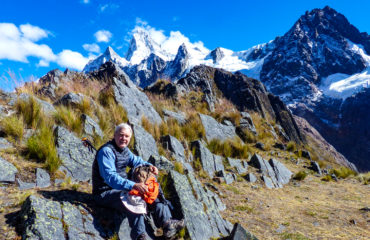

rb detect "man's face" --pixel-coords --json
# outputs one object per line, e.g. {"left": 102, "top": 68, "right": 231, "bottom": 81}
{"left": 114, "top": 128, "right": 132, "bottom": 149}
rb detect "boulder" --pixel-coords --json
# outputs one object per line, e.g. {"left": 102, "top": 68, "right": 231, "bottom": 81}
{"left": 310, "top": 161, "right": 322, "bottom": 175}
{"left": 269, "top": 158, "right": 293, "bottom": 185}
{"left": 255, "top": 142, "right": 265, "bottom": 150}
{"left": 132, "top": 124, "right": 158, "bottom": 161}
{"left": 36, "top": 168, "right": 51, "bottom": 188}
{"left": 148, "top": 155, "right": 174, "bottom": 172}
{"left": 81, "top": 114, "right": 104, "bottom": 139}
{"left": 160, "top": 135, "right": 186, "bottom": 163}
{"left": 250, "top": 154, "right": 292, "bottom": 188}
{"left": 229, "top": 223, "right": 259, "bottom": 240}
{"left": 20, "top": 195, "right": 104, "bottom": 240}
{"left": 8, "top": 93, "right": 56, "bottom": 115}
{"left": 54, "top": 92, "right": 85, "bottom": 107}
{"left": 0, "top": 157, "right": 17, "bottom": 183}
{"left": 17, "top": 179, "right": 36, "bottom": 190}
{"left": 245, "top": 173, "right": 257, "bottom": 183}
{"left": 54, "top": 126, "right": 96, "bottom": 182}
{"left": 216, "top": 170, "right": 234, "bottom": 185}
{"left": 199, "top": 113, "right": 237, "bottom": 142}
{"left": 191, "top": 140, "right": 225, "bottom": 178}
{"left": 167, "top": 171, "right": 232, "bottom": 239}
{"left": 0, "top": 137, "right": 12, "bottom": 149}
{"left": 162, "top": 110, "right": 186, "bottom": 125}
{"left": 239, "top": 112, "right": 257, "bottom": 135}
{"left": 227, "top": 158, "right": 248, "bottom": 174}
{"left": 109, "top": 66, "right": 162, "bottom": 125}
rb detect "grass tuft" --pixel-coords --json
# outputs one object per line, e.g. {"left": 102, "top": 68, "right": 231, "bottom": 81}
{"left": 15, "top": 95, "right": 43, "bottom": 129}
{"left": 293, "top": 171, "right": 308, "bottom": 181}
{"left": 0, "top": 115, "right": 24, "bottom": 141}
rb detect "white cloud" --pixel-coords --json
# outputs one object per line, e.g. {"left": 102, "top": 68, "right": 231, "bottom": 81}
{"left": 57, "top": 50, "right": 90, "bottom": 71}
{"left": 94, "top": 30, "right": 112, "bottom": 42}
{"left": 20, "top": 24, "right": 49, "bottom": 41}
{"left": 83, "top": 43, "right": 100, "bottom": 53}
{"left": 0, "top": 22, "right": 91, "bottom": 71}
{"left": 82, "top": 0, "right": 90, "bottom": 4}
{"left": 0, "top": 23, "right": 56, "bottom": 63}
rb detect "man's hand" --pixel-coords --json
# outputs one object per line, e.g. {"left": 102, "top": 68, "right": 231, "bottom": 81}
{"left": 150, "top": 165, "right": 158, "bottom": 175}
{"left": 133, "top": 183, "right": 148, "bottom": 194}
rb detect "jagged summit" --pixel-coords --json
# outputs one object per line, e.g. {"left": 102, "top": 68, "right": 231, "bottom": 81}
{"left": 83, "top": 46, "right": 128, "bottom": 73}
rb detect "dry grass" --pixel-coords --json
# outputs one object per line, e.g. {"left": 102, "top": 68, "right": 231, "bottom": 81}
{"left": 217, "top": 163, "right": 370, "bottom": 240}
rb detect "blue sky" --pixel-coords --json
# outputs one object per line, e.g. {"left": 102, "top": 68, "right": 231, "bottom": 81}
{"left": 0, "top": 0, "right": 369, "bottom": 91}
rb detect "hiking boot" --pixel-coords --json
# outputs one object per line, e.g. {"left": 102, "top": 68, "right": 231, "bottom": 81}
{"left": 163, "top": 219, "right": 185, "bottom": 239}
{"left": 136, "top": 233, "right": 146, "bottom": 240}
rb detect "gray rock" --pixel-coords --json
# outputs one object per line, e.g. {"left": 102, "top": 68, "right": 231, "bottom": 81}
{"left": 275, "top": 224, "right": 286, "bottom": 233}
{"left": 191, "top": 140, "right": 225, "bottom": 178}
{"left": 132, "top": 124, "right": 158, "bottom": 161}
{"left": 162, "top": 109, "right": 186, "bottom": 125}
{"left": 167, "top": 171, "right": 232, "bottom": 239}
{"left": 36, "top": 168, "right": 51, "bottom": 188}
{"left": 310, "top": 161, "right": 322, "bottom": 175}
{"left": 9, "top": 93, "right": 56, "bottom": 115}
{"left": 17, "top": 179, "right": 36, "bottom": 190}
{"left": 0, "top": 137, "right": 12, "bottom": 149}
{"left": 273, "top": 142, "right": 286, "bottom": 150}
{"left": 54, "top": 126, "right": 96, "bottom": 182}
{"left": 261, "top": 175, "right": 275, "bottom": 189}
{"left": 301, "top": 150, "right": 311, "bottom": 160}
{"left": 199, "top": 113, "right": 237, "bottom": 142}
{"left": 229, "top": 223, "right": 258, "bottom": 240}
{"left": 239, "top": 112, "right": 257, "bottom": 135}
{"left": 54, "top": 92, "right": 84, "bottom": 107}
{"left": 148, "top": 155, "right": 174, "bottom": 172}
{"left": 112, "top": 76, "right": 162, "bottom": 125}
{"left": 0, "top": 157, "right": 17, "bottom": 182}
{"left": 161, "top": 135, "right": 186, "bottom": 163}
{"left": 245, "top": 173, "right": 257, "bottom": 183}
{"left": 81, "top": 114, "right": 104, "bottom": 139}
{"left": 275, "top": 124, "right": 290, "bottom": 142}
{"left": 269, "top": 158, "right": 293, "bottom": 185}
{"left": 20, "top": 195, "right": 104, "bottom": 240}
{"left": 227, "top": 158, "right": 248, "bottom": 174}
{"left": 255, "top": 142, "right": 265, "bottom": 150}
{"left": 250, "top": 154, "right": 292, "bottom": 188}
{"left": 54, "top": 179, "right": 64, "bottom": 186}
{"left": 216, "top": 170, "right": 234, "bottom": 185}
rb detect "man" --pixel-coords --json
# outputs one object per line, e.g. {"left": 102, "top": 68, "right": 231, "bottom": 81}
{"left": 92, "top": 123, "right": 184, "bottom": 240}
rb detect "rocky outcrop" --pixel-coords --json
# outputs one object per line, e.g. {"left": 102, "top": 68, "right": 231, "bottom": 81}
{"left": 176, "top": 65, "right": 304, "bottom": 144}
{"left": 0, "top": 137, "right": 12, "bottom": 150}
{"left": 148, "top": 155, "right": 175, "bottom": 172}
{"left": 20, "top": 195, "right": 104, "bottom": 240}
{"left": 54, "top": 92, "right": 88, "bottom": 108}
{"left": 54, "top": 126, "right": 95, "bottom": 182}
{"left": 81, "top": 114, "right": 104, "bottom": 139}
{"left": 98, "top": 63, "right": 162, "bottom": 125}
{"left": 8, "top": 93, "right": 56, "bottom": 115}
{"left": 37, "top": 69, "right": 65, "bottom": 100}
{"left": 0, "top": 157, "right": 17, "bottom": 183}
{"left": 250, "top": 154, "right": 292, "bottom": 188}
{"left": 227, "top": 157, "right": 248, "bottom": 174}
{"left": 36, "top": 168, "right": 51, "bottom": 188}
{"left": 162, "top": 109, "right": 186, "bottom": 124}
{"left": 191, "top": 140, "right": 224, "bottom": 178}
{"left": 229, "top": 223, "right": 259, "bottom": 240}
{"left": 199, "top": 113, "right": 237, "bottom": 142}
{"left": 132, "top": 124, "right": 158, "bottom": 161}
{"left": 167, "top": 171, "right": 232, "bottom": 239}
{"left": 160, "top": 135, "right": 186, "bottom": 163}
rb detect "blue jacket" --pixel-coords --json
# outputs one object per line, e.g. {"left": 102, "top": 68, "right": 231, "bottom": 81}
{"left": 92, "top": 140, "right": 151, "bottom": 195}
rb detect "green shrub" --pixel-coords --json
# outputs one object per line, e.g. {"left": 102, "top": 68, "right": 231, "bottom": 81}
{"left": 15, "top": 96, "right": 42, "bottom": 129}
{"left": 207, "top": 138, "right": 250, "bottom": 159}
{"left": 331, "top": 167, "right": 357, "bottom": 179}
{"left": 286, "top": 141, "right": 296, "bottom": 152}
{"left": 54, "top": 106, "right": 82, "bottom": 134}
{"left": 321, "top": 175, "right": 332, "bottom": 182}
{"left": 182, "top": 114, "right": 205, "bottom": 142}
{"left": 0, "top": 115, "right": 24, "bottom": 141}
{"left": 174, "top": 162, "right": 184, "bottom": 174}
{"left": 27, "top": 120, "right": 61, "bottom": 173}
{"left": 293, "top": 171, "right": 308, "bottom": 181}
{"left": 233, "top": 205, "right": 253, "bottom": 213}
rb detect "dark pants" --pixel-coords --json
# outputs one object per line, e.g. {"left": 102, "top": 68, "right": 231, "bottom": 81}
{"left": 95, "top": 189, "right": 172, "bottom": 239}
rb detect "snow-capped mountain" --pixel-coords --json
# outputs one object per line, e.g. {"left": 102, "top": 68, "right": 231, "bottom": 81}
{"left": 83, "top": 6, "right": 370, "bottom": 171}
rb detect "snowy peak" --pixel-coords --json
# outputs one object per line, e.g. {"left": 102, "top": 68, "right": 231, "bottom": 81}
{"left": 83, "top": 46, "right": 128, "bottom": 73}
{"left": 206, "top": 47, "right": 225, "bottom": 63}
